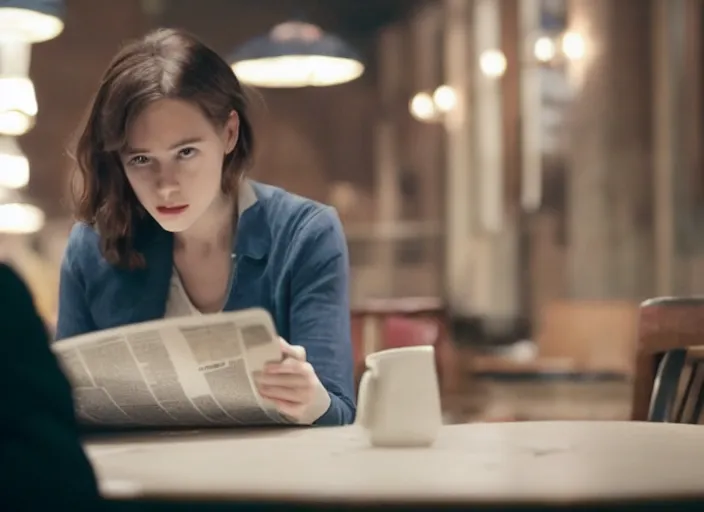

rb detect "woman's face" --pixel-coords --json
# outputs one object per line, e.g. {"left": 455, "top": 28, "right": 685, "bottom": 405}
{"left": 120, "top": 98, "right": 239, "bottom": 233}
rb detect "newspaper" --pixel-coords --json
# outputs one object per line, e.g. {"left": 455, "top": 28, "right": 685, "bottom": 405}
{"left": 52, "top": 308, "right": 291, "bottom": 428}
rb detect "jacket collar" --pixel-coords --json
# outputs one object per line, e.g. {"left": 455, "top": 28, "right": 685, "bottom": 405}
{"left": 233, "top": 179, "right": 270, "bottom": 261}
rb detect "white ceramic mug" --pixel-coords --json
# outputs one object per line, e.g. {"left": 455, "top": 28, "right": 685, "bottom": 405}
{"left": 355, "top": 346, "right": 442, "bottom": 448}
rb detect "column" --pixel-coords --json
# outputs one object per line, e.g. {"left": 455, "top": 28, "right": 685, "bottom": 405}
{"left": 651, "top": 0, "right": 677, "bottom": 296}
{"left": 408, "top": 3, "right": 445, "bottom": 296}
{"left": 566, "top": 0, "right": 654, "bottom": 300}
{"left": 443, "top": 0, "right": 522, "bottom": 328}
{"left": 373, "top": 25, "right": 404, "bottom": 296}
{"left": 652, "top": 0, "right": 702, "bottom": 295}
{"left": 471, "top": 0, "right": 521, "bottom": 329}
{"left": 443, "top": 0, "right": 475, "bottom": 315}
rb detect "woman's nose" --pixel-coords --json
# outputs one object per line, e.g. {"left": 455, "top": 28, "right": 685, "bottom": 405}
{"left": 155, "top": 168, "right": 180, "bottom": 200}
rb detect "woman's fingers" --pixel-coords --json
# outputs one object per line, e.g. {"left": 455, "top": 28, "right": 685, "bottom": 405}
{"left": 278, "top": 337, "right": 306, "bottom": 361}
{"left": 254, "top": 369, "right": 307, "bottom": 388}
{"left": 257, "top": 385, "right": 304, "bottom": 403}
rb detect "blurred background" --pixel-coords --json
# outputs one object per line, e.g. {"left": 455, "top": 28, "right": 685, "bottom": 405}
{"left": 0, "top": 0, "right": 701, "bottom": 423}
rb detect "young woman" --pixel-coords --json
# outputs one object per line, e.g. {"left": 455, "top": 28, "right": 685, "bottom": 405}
{"left": 56, "top": 28, "right": 355, "bottom": 426}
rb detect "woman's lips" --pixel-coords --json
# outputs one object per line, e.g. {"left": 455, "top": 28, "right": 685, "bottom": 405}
{"left": 156, "top": 204, "right": 189, "bottom": 215}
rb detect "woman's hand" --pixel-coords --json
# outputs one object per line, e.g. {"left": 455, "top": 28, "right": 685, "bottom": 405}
{"left": 254, "top": 338, "right": 331, "bottom": 424}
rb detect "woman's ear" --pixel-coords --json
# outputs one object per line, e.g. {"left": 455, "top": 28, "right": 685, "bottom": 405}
{"left": 224, "top": 110, "right": 240, "bottom": 154}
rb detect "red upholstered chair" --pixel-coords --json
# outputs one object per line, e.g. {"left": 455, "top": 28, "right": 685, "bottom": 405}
{"left": 351, "top": 297, "right": 460, "bottom": 398}
{"left": 382, "top": 315, "right": 439, "bottom": 349}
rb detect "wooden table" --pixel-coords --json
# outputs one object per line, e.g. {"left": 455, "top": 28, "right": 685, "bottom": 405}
{"left": 84, "top": 421, "right": 704, "bottom": 508}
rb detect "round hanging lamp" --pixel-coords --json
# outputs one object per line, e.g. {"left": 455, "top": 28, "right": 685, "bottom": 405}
{"left": 229, "top": 20, "right": 364, "bottom": 88}
{"left": 0, "top": 76, "right": 38, "bottom": 135}
{"left": 0, "top": 135, "right": 29, "bottom": 189}
{"left": 0, "top": 0, "right": 65, "bottom": 43}
{"left": 0, "top": 187, "right": 44, "bottom": 234}
{"left": 0, "top": 37, "right": 39, "bottom": 136}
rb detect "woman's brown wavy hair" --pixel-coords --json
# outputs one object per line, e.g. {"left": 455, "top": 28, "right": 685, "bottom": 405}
{"left": 70, "top": 28, "right": 254, "bottom": 270}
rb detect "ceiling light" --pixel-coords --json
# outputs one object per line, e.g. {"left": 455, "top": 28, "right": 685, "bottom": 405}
{"left": 0, "top": 0, "right": 65, "bottom": 43}
{"left": 0, "top": 136, "right": 29, "bottom": 189}
{"left": 0, "top": 187, "right": 44, "bottom": 234}
{"left": 0, "top": 76, "right": 37, "bottom": 135}
{"left": 229, "top": 20, "right": 364, "bottom": 88}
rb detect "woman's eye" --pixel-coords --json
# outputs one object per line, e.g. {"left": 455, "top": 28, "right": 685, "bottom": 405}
{"left": 128, "top": 155, "right": 150, "bottom": 166}
{"left": 179, "top": 147, "right": 197, "bottom": 159}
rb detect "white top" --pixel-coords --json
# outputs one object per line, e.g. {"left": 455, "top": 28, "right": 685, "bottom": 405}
{"left": 164, "top": 180, "right": 258, "bottom": 318}
{"left": 85, "top": 421, "right": 704, "bottom": 504}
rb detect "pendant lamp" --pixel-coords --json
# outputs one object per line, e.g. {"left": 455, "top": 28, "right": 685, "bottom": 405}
{"left": 228, "top": 20, "right": 364, "bottom": 88}
{"left": 0, "top": 186, "right": 44, "bottom": 234}
{"left": 0, "top": 40, "right": 38, "bottom": 136}
{"left": 0, "top": 135, "right": 29, "bottom": 189}
{"left": 0, "top": 0, "right": 65, "bottom": 43}
{"left": 0, "top": 77, "right": 36, "bottom": 135}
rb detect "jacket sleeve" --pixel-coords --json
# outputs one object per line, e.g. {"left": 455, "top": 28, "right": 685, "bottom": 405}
{"left": 55, "top": 225, "right": 97, "bottom": 341}
{"left": 288, "top": 207, "right": 356, "bottom": 425}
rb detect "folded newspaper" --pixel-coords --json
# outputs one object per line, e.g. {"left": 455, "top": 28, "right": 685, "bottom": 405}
{"left": 52, "top": 308, "right": 292, "bottom": 428}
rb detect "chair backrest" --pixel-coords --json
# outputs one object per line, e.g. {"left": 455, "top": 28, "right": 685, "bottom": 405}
{"left": 382, "top": 316, "right": 439, "bottom": 349}
{"left": 632, "top": 297, "right": 704, "bottom": 423}
{"left": 648, "top": 348, "right": 704, "bottom": 423}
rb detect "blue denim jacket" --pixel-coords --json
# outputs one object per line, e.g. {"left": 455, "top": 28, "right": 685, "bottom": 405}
{"left": 55, "top": 181, "right": 356, "bottom": 426}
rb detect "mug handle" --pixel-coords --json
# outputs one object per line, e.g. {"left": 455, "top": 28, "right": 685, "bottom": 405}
{"left": 355, "top": 369, "right": 376, "bottom": 429}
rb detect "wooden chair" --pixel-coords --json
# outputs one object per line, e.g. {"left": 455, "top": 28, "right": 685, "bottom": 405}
{"left": 631, "top": 297, "right": 704, "bottom": 423}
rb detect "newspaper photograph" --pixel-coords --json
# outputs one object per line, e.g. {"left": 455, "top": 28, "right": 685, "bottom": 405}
{"left": 52, "top": 308, "right": 291, "bottom": 428}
